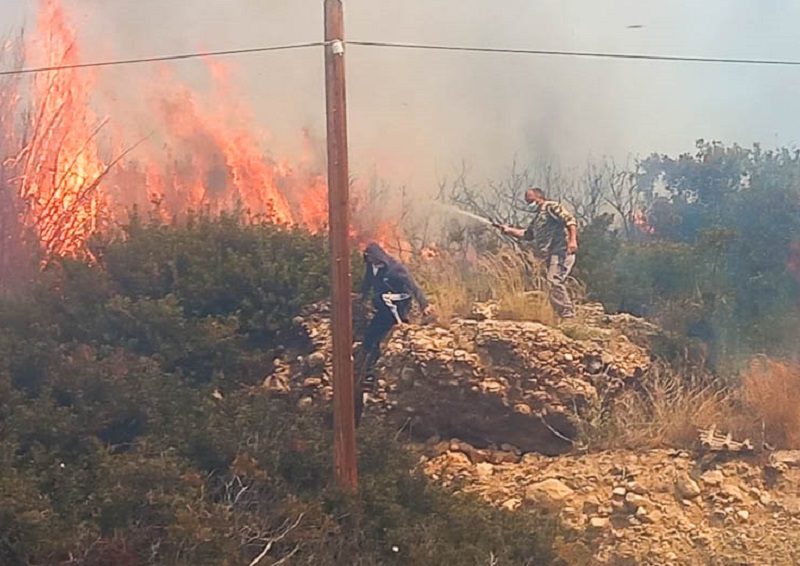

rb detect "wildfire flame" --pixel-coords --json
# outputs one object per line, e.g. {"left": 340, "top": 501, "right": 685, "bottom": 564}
{"left": 15, "top": 0, "right": 108, "bottom": 257}
{"left": 1, "top": 0, "right": 406, "bottom": 261}
{"left": 633, "top": 209, "right": 655, "bottom": 235}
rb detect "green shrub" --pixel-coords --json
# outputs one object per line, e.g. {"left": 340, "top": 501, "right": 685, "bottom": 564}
{"left": 0, "top": 217, "right": 557, "bottom": 565}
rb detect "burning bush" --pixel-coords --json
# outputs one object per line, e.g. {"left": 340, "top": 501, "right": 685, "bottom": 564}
{"left": 0, "top": 0, "right": 406, "bottom": 281}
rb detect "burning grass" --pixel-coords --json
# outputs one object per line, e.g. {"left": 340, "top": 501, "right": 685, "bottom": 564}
{"left": 1, "top": 0, "right": 404, "bottom": 268}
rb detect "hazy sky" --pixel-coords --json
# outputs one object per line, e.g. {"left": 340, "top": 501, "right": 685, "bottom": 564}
{"left": 3, "top": 0, "right": 800, "bottom": 192}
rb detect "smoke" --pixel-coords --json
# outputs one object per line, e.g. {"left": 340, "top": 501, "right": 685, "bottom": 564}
{"left": 5, "top": 0, "right": 800, "bottom": 201}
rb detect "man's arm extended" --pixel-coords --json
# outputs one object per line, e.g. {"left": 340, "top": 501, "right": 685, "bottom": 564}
{"left": 398, "top": 267, "right": 432, "bottom": 315}
{"left": 500, "top": 225, "right": 526, "bottom": 238}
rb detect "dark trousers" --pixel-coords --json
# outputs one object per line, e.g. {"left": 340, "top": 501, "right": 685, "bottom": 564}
{"left": 361, "top": 303, "right": 408, "bottom": 377}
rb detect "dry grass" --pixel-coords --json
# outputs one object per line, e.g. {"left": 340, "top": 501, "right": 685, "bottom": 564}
{"left": 582, "top": 356, "right": 800, "bottom": 451}
{"left": 741, "top": 357, "right": 800, "bottom": 449}
{"left": 478, "top": 250, "right": 555, "bottom": 324}
{"left": 412, "top": 255, "right": 474, "bottom": 323}
{"left": 580, "top": 363, "right": 740, "bottom": 450}
{"left": 413, "top": 248, "right": 581, "bottom": 326}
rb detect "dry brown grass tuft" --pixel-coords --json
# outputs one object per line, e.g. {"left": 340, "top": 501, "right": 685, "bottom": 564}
{"left": 413, "top": 249, "right": 576, "bottom": 326}
{"left": 478, "top": 249, "right": 555, "bottom": 324}
{"left": 582, "top": 356, "right": 800, "bottom": 452}
{"left": 741, "top": 357, "right": 800, "bottom": 449}
{"left": 412, "top": 254, "right": 475, "bottom": 323}
{"left": 580, "top": 363, "right": 740, "bottom": 450}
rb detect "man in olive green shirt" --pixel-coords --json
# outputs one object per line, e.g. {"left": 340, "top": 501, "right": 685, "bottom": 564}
{"left": 501, "top": 187, "right": 579, "bottom": 319}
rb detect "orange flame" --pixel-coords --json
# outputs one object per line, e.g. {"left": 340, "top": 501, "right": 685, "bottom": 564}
{"left": 16, "top": 0, "right": 108, "bottom": 257}
{"left": 5, "top": 0, "right": 407, "bottom": 260}
{"left": 633, "top": 209, "right": 655, "bottom": 235}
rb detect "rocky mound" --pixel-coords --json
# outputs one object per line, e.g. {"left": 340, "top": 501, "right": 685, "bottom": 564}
{"left": 263, "top": 301, "right": 800, "bottom": 564}
{"left": 271, "top": 302, "right": 650, "bottom": 455}
{"left": 423, "top": 445, "right": 800, "bottom": 565}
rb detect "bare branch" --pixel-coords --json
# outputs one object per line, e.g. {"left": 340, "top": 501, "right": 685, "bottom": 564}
{"left": 246, "top": 514, "right": 304, "bottom": 566}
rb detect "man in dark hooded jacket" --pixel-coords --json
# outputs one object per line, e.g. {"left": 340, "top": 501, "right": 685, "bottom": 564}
{"left": 358, "top": 242, "right": 431, "bottom": 389}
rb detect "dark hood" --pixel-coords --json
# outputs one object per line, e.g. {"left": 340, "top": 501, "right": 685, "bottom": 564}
{"left": 363, "top": 242, "right": 394, "bottom": 265}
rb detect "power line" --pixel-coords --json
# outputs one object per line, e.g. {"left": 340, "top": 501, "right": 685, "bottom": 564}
{"left": 0, "top": 41, "right": 323, "bottom": 77}
{"left": 348, "top": 40, "right": 800, "bottom": 67}
{"left": 4, "top": 38, "right": 800, "bottom": 78}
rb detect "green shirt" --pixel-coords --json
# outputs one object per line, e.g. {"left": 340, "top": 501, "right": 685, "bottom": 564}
{"left": 523, "top": 201, "right": 577, "bottom": 257}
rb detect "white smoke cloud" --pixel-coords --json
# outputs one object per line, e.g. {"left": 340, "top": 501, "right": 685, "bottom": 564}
{"left": 5, "top": 0, "right": 800, "bottom": 198}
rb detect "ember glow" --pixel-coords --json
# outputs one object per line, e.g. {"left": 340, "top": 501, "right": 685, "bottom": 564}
{"left": 1, "top": 0, "right": 404, "bottom": 260}
{"left": 632, "top": 209, "right": 655, "bottom": 235}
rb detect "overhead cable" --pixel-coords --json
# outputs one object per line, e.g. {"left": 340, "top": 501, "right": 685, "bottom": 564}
{"left": 0, "top": 41, "right": 324, "bottom": 77}
{"left": 348, "top": 40, "right": 800, "bottom": 67}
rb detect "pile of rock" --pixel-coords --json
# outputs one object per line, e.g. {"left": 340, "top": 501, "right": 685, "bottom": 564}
{"left": 422, "top": 445, "right": 800, "bottom": 565}
{"left": 276, "top": 301, "right": 650, "bottom": 455}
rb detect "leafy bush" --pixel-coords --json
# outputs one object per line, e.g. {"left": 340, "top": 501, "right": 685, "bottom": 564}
{"left": 0, "top": 216, "right": 557, "bottom": 565}
{"left": 19, "top": 213, "right": 332, "bottom": 385}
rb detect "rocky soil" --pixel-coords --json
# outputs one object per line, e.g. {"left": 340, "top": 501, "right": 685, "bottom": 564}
{"left": 266, "top": 302, "right": 800, "bottom": 565}
{"left": 423, "top": 444, "right": 800, "bottom": 565}
{"left": 276, "top": 301, "right": 651, "bottom": 454}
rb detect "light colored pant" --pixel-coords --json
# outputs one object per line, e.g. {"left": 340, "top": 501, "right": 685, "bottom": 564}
{"left": 547, "top": 253, "right": 576, "bottom": 318}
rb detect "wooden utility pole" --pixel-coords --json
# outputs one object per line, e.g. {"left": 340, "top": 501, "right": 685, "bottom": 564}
{"left": 324, "top": 0, "right": 358, "bottom": 490}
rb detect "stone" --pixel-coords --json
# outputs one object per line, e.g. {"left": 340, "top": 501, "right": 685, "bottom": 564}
{"left": 500, "top": 443, "right": 521, "bottom": 455}
{"left": 625, "top": 492, "right": 647, "bottom": 511}
{"left": 611, "top": 499, "right": 627, "bottom": 514}
{"left": 646, "top": 509, "right": 663, "bottom": 524}
{"left": 501, "top": 498, "right": 521, "bottom": 512}
{"left": 475, "top": 462, "right": 494, "bottom": 480}
{"left": 781, "top": 498, "right": 800, "bottom": 517}
{"left": 720, "top": 483, "right": 748, "bottom": 503}
{"left": 302, "top": 377, "right": 322, "bottom": 388}
{"left": 612, "top": 487, "right": 627, "bottom": 498}
{"left": 513, "top": 403, "right": 532, "bottom": 415}
{"left": 263, "top": 375, "right": 290, "bottom": 393}
{"left": 524, "top": 479, "right": 575, "bottom": 511}
{"left": 589, "top": 516, "right": 610, "bottom": 529}
{"left": 583, "top": 495, "right": 602, "bottom": 516}
{"left": 675, "top": 475, "right": 701, "bottom": 499}
{"left": 296, "top": 396, "right": 314, "bottom": 410}
{"left": 537, "top": 350, "right": 555, "bottom": 362}
{"left": 306, "top": 351, "right": 326, "bottom": 369}
{"left": 700, "top": 470, "right": 724, "bottom": 487}
{"left": 444, "top": 451, "right": 471, "bottom": 467}
{"left": 737, "top": 509, "right": 750, "bottom": 522}
{"left": 486, "top": 450, "right": 520, "bottom": 465}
